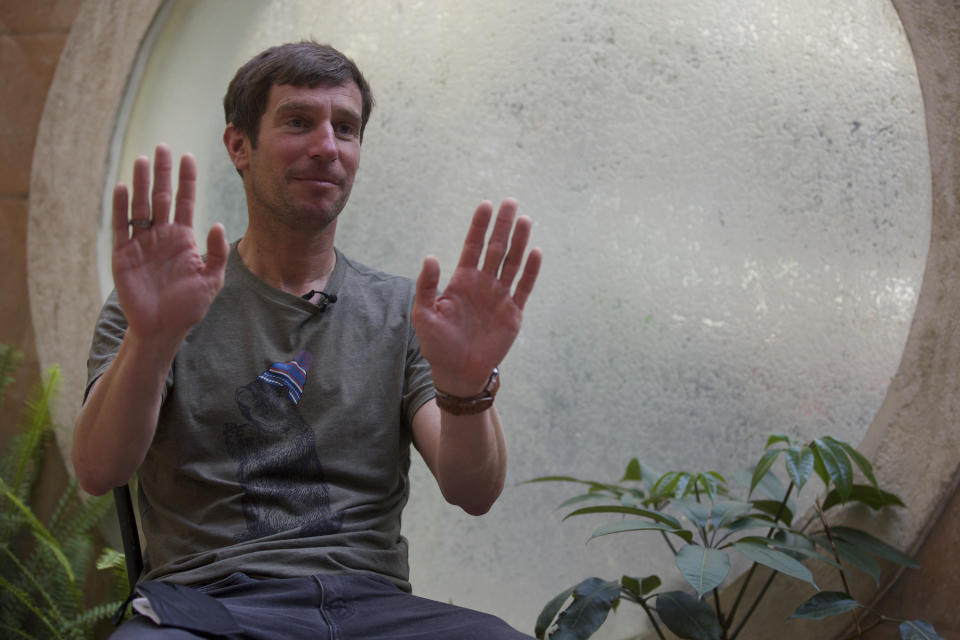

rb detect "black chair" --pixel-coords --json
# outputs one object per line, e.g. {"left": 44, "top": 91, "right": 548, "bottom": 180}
{"left": 112, "top": 484, "right": 143, "bottom": 593}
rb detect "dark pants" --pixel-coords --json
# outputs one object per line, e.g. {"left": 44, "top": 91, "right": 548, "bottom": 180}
{"left": 112, "top": 572, "right": 533, "bottom": 639}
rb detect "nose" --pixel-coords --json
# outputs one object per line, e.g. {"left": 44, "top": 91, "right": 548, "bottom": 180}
{"left": 308, "top": 122, "right": 338, "bottom": 161}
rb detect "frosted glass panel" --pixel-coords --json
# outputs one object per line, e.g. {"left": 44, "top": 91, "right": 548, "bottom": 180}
{"left": 106, "top": 0, "right": 930, "bottom": 636}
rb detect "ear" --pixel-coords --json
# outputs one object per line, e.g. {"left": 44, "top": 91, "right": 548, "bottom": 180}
{"left": 223, "top": 123, "right": 251, "bottom": 172}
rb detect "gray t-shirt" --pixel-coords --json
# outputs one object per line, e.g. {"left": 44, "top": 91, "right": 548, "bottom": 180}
{"left": 85, "top": 243, "right": 435, "bottom": 592}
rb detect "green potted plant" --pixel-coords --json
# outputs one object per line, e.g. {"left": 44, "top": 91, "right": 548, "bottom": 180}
{"left": 528, "top": 433, "right": 943, "bottom": 640}
{"left": 0, "top": 345, "right": 125, "bottom": 639}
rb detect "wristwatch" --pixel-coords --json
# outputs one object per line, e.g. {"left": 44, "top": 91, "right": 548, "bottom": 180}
{"left": 434, "top": 368, "right": 500, "bottom": 416}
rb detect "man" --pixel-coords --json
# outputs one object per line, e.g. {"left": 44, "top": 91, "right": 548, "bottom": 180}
{"left": 73, "top": 41, "right": 541, "bottom": 638}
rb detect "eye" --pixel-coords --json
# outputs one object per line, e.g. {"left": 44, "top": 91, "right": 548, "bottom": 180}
{"left": 286, "top": 116, "right": 308, "bottom": 129}
{"left": 335, "top": 122, "right": 359, "bottom": 139}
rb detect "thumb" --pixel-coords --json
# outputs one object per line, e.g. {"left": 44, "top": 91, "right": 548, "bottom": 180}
{"left": 415, "top": 255, "right": 440, "bottom": 311}
{"left": 204, "top": 223, "right": 229, "bottom": 280}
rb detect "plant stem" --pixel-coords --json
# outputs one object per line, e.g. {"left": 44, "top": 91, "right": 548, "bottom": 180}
{"left": 837, "top": 616, "right": 889, "bottom": 640}
{"left": 728, "top": 568, "right": 778, "bottom": 640}
{"left": 815, "top": 499, "right": 862, "bottom": 638}
{"left": 639, "top": 599, "right": 668, "bottom": 640}
{"left": 712, "top": 588, "right": 726, "bottom": 630}
{"left": 723, "top": 480, "right": 795, "bottom": 632}
{"left": 659, "top": 529, "right": 679, "bottom": 557}
{"left": 723, "top": 562, "right": 757, "bottom": 632}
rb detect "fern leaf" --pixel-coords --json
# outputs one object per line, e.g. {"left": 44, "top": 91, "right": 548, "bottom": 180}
{"left": 0, "top": 545, "right": 66, "bottom": 622}
{"left": 0, "top": 344, "right": 23, "bottom": 411}
{"left": 48, "top": 479, "right": 79, "bottom": 535}
{"left": 1, "top": 622, "right": 43, "bottom": 640}
{"left": 0, "top": 574, "right": 64, "bottom": 639}
{"left": 54, "top": 485, "right": 113, "bottom": 540}
{"left": 71, "top": 599, "right": 124, "bottom": 628}
{"left": 13, "top": 367, "right": 60, "bottom": 491}
{"left": 0, "top": 482, "right": 75, "bottom": 584}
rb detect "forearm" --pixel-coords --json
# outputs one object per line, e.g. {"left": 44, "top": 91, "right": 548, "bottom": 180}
{"left": 72, "top": 331, "right": 177, "bottom": 495}
{"left": 435, "top": 405, "right": 508, "bottom": 515}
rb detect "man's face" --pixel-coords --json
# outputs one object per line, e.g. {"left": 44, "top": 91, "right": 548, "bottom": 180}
{"left": 240, "top": 82, "right": 363, "bottom": 233}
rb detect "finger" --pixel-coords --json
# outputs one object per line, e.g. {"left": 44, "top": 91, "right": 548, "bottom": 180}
{"left": 497, "top": 215, "right": 532, "bottom": 286}
{"left": 151, "top": 144, "right": 173, "bottom": 226}
{"left": 204, "top": 223, "right": 230, "bottom": 286}
{"left": 481, "top": 198, "right": 517, "bottom": 276}
{"left": 415, "top": 255, "right": 441, "bottom": 312}
{"left": 130, "top": 155, "right": 151, "bottom": 235}
{"left": 112, "top": 183, "right": 129, "bottom": 248}
{"left": 174, "top": 153, "right": 197, "bottom": 227}
{"left": 456, "top": 202, "right": 493, "bottom": 270}
{"left": 512, "top": 247, "right": 542, "bottom": 311}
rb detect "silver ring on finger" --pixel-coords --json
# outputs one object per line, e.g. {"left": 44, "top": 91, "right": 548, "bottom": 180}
{"left": 129, "top": 219, "right": 153, "bottom": 228}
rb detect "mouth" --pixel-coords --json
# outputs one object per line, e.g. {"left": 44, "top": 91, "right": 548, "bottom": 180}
{"left": 293, "top": 176, "right": 341, "bottom": 187}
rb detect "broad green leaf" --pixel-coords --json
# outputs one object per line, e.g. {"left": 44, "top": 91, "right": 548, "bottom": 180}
{"left": 675, "top": 473, "right": 693, "bottom": 498}
{"left": 751, "top": 499, "right": 794, "bottom": 526}
{"left": 900, "top": 620, "right": 947, "bottom": 640}
{"left": 591, "top": 519, "right": 694, "bottom": 544}
{"left": 733, "top": 540, "right": 818, "bottom": 588}
{"left": 655, "top": 590, "right": 722, "bottom": 640}
{"left": 784, "top": 445, "right": 815, "bottom": 490}
{"left": 706, "top": 471, "right": 726, "bottom": 482}
{"left": 812, "top": 438, "right": 853, "bottom": 501}
{"left": 620, "top": 574, "right": 661, "bottom": 600}
{"left": 551, "top": 578, "right": 621, "bottom": 640}
{"left": 563, "top": 505, "right": 682, "bottom": 530}
{"left": 675, "top": 497, "right": 711, "bottom": 529}
{"left": 641, "top": 575, "right": 662, "bottom": 595}
{"left": 738, "top": 536, "right": 841, "bottom": 570}
{"left": 651, "top": 471, "right": 684, "bottom": 498}
{"left": 621, "top": 458, "right": 642, "bottom": 482}
{"left": 765, "top": 434, "right": 791, "bottom": 449}
{"left": 619, "top": 493, "right": 640, "bottom": 508}
{"left": 557, "top": 493, "right": 616, "bottom": 510}
{"left": 536, "top": 584, "right": 577, "bottom": 638}
{"left": 695, "top": 473, "right": 719, "bottom": 502}
{"left": 738, "top": 465, "right": 791, "bottom": 503}
{"left": 813, "top": 536, "right": 882, "bottom": 584}
{"left": 711, "top": 501, "right": 754, "bottom": 529}
{"left": 831, "top": 526, "right": 919, "bottom": 568}
{"left": 812, "top": 447, "right": 830, "bottom": 486}
{"left": 639, "top": 462, "right": 662, "bottom": 489}
{"left": 524, "top": 475, "right": 594, "bottom": 485}
{"left": 750, "top": 449, "right": 782, "bottom": 498}
{"left": 524, "top": 477, "right": 627, "bottom": 499}
{"left": 726, "top": 516, "right": 778, "bottom": 533}
{"left": 822, "top": 484, "right": 906, "bottom": 511}
{"left": 790, "top": 591, "right": 860, "bottom": 619}
{"left": 831, "top": 438, "right": 879, "bottom": 488}
{"left": 677, "top": 545, "right": 731, "bottom": 598}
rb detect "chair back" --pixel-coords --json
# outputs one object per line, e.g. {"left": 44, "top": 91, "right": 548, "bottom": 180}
{"left": 112, "top": 484, "right": 143, "bottom": 592}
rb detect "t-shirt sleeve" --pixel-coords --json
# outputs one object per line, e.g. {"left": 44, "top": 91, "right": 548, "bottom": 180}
{"left": 401, "top": 305, "right": 435, "bottom": 427}
{"left": 84, "top": 290, "right": 174, "bottom": 404}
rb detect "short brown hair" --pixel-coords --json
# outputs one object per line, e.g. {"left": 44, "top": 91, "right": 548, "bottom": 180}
{"left": 223, "top": 41, "right": 374, "bottom": 146}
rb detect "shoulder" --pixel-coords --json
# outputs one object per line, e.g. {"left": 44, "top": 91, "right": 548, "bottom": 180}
{"left": 338, "top": 252, "right": 415, "bottom": 294}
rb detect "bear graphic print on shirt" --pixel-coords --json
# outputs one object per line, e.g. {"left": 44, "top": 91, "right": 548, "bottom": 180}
{"left": 223, "top": 351, "right": 344, "bottom": 542}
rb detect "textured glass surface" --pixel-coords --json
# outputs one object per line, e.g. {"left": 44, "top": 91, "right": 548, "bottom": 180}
{"left": 106, "top": 1, "right": 930, "bottom": 635}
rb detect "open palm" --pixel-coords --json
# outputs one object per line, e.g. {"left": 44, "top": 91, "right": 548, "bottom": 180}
{"left": 112, "top": 145, "right": 228, "bottom": 346}
{"left": 413, "top": 199, "right": 542, "bottom": 397}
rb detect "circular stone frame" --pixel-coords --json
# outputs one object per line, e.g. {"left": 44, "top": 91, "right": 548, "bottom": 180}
{"left": 27, "top": 1, "right": 960, "bottom": 636}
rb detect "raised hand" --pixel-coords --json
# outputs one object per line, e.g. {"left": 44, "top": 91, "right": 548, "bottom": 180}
{"left": 112, "top": 144, "right": 229, "bottom": 347}
{"left": 413, "top": 198, "right": 542, "bottom": 397}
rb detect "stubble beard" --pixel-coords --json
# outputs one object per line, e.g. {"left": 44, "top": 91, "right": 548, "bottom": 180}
{"left": 250, "top": 171, "right": 352, "bottom": 235}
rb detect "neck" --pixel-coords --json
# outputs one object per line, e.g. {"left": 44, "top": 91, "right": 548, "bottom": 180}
{"left": 238, "top": 221, "right": 338, "bottom": 296}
